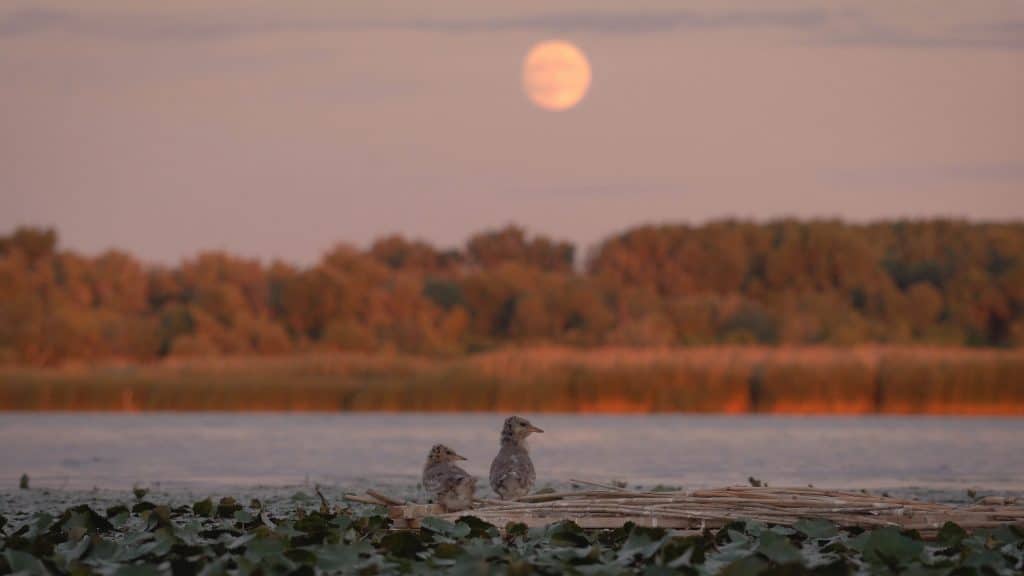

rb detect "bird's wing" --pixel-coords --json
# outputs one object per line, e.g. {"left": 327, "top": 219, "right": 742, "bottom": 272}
{"left": 425, "top": 464, "right": 475, "bottom": 494}
{"left": 422, "top": 465, "right": 449, "bottom": 493}
{"left": 489, "top": 450, "right": 526, "bottom": 488}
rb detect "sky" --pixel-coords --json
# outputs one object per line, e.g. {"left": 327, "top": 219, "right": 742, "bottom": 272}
{"left": 1, "top": 0, "right": 1022, "bottom": 265}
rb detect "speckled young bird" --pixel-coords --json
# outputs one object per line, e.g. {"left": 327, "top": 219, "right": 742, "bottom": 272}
{"left": 489, "top": 416, "right": 544, "bottom": 500}
{"left": 421, "top": 444, "right": 477, "bottom": 512}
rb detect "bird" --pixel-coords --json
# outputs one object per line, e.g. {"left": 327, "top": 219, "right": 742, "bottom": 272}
{"left": 421, "top": 444, "right": 476, "bottom": 512}
{"left": 489, "top": 416, "right": 544, "bottom": 500}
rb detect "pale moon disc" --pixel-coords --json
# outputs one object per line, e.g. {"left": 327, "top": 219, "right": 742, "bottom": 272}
{"left": 522, "top": 40, "right": 592, "bottom": 111}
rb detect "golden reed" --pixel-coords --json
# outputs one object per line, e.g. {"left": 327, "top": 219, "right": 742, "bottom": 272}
{"left": 1, "top": 347, "right": 1022, "bottom": 414}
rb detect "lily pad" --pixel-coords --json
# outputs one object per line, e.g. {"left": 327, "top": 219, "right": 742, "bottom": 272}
{"left": 794, "top": 519, "right": 839, "bottom": 540}
{"left": 421, "top": 517, "right": 471, "bottom": 540}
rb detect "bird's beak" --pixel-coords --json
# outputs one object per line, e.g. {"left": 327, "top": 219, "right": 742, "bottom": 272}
{"left": 454, "top": 453, "right": 468, "bottom": 461}
{"left": 528, "top": 425, "right": 544, "bottom": 434}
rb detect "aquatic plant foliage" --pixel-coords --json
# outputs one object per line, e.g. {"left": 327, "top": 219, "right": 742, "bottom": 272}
{"left": 1, "top": 495, "right": 1022, "bottom": 575}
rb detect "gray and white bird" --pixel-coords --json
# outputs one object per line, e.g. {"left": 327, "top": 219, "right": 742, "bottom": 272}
{"left": 489, "top": 416, "right": 543, "bottom": 500}
{"left": 421, "top": 444, "right": 477, "bottom": 512}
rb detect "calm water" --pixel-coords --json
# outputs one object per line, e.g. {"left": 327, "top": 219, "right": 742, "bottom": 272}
{"left": 1, "top": 413, "right": 1022, "bottom": 493}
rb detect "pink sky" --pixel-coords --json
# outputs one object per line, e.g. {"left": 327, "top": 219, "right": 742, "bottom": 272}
{"left": 2, "top": 1, "right": 1022, "bottom": 264}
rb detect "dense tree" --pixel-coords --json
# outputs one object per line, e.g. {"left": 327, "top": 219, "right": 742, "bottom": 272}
{"left": 0, "top": 219, "right": 1022, "bottom": 365}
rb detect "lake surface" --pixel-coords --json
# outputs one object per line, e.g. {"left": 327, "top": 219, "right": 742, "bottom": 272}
{"left": 1, "top": 413, "right": 1022, "bottom": 494}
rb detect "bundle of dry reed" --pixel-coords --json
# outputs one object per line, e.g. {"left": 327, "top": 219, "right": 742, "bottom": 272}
{"left": 346, "top": 480, "right": 1024, "bottom": 539}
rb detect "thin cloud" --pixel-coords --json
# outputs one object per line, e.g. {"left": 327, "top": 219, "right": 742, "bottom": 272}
{"left": 0, "top": 6, "right": 1021, "bottom": 51}
{"left": 374, "top": 9, "right": 826, "bottom": 35}
{"left": 823, "top": 163, "right": 1024, "bottom": 190}
{"left": 825, "top": 10, "right": 1024, "bottom": 51}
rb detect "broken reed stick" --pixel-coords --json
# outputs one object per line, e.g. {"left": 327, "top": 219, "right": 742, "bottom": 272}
{"left": 366, "top": 489, "right": 405, "bottom": 506}
{"left": 569, "top": 478, "right": 636, "bottom": 492}
{"left": 343, "top": 493, "right": 387, "bottom": 506}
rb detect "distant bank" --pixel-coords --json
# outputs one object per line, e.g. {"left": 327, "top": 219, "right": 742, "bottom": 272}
{"left": 1, "top": 347, "right": 1022, "bottom": 414}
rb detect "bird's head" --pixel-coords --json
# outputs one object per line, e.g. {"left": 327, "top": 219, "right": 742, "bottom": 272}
{"left": 427, "top": 444, "right": 467, "bottom": 464}
{"left": 501, "top": 416, "right": 544, "bottom": 445}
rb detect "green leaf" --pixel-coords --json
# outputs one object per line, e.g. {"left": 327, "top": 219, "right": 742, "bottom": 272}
{"left": 454, "top": 515, "right": 499, "bottom": 539}
{"left": 243, "top": 536, "right": 286, "bottom": 561}
{"left": 860, "top": 527, "right": 924, "bottom": 567}
{"left": 545, "top": 520, "right": 590, "bottom": 548}
{"left": 663, "top": 536, "right": 706, "bottom": 567}
{"left": 4, "top": 549, "right": 48, "bottom": 575}
{"left": 24, "top": 511, "right": 55, "bottom": 539}
{"left": 421, "top": 517, "right": 471, "bottom": 539}
{"left": 56, "top": 534, "right": 92, "bottom": 565}
{"left": 794, "top": 519, "right": 839, "bottom": 540}
{"left": 63, "top": 505, "right": 116, "bottom": 534}
{"left": 641, "top": 567, "right": 683, "bottom": 576}
{"left": 755, "top": 531, "right": 802, "bottom": 566}
{"left": 433, "top": 542, "right": 465, "bottom": 560}
{"left": 192, "top": 498, "right": 213, "bottom": 518}
{"left": 215, "top": 497, "right": 241, "bottom": 518}
{"left": 112, "top": 563, "right": 161, "bottom": 576}
{"left": 720, "top": 555, "right": 768, "bottom": 576}
{"left": 196, "top": 556, "right": 230, "bottom": 576}
{"left": 617, "top": 526, "right": 667, "bottom": 564}
{"left": 380, "top": 531, "right": 426, "bottom": 558}
{"left": 936, "top": 521, "right": 967, "bottom": 547}
{"left": 505, "top": 522, "right": 529, "bottom": 539}
{"left": 233, "top": 510, "right": 254, "bottom": 525}
{"left": 962, "top": 547, "right": 1007, "bottom": 571}
{"left": 315, "top": 542, "right": 375, "bottom": 572}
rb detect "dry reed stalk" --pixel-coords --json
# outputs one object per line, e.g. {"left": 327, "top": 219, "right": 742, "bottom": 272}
{"left": 371, "top": 483, "right": 1024, "bottom": 537}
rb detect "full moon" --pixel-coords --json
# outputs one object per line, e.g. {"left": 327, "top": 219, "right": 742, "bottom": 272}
{"left": 522, "top": 40, "right": 591, "bottom": 111}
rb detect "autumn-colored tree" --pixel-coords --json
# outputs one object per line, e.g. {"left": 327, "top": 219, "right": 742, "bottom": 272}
{"left": 1, "top": 219, "right": 1022, "bottom": 365}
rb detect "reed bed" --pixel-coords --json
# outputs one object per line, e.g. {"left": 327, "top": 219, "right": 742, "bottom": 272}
{"left": 363, "top": 482, "right": 1024, "bottom": 538}
{"left": 2, "top": 346, "right": 1023, "bottom": 413}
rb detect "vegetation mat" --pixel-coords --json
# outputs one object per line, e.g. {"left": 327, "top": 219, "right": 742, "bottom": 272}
{"left": 3, "top": 483, "right": 1024, "bottom": 575}
{"left": 356, "top": 481, "right": 1024, "bottom": 540}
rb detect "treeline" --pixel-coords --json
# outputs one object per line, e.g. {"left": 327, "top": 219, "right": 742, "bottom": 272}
{"left": 1, "top": 220, "right": 1022, "bottom": 365}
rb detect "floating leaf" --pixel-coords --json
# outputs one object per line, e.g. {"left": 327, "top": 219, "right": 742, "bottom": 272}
{"left": 55, "top": 533, "right": 92, "bottom": 565}
{"left": 755, "top": 531, "right": 802, "bottom": 566}
{"left": 720, "top": 555, "right": 768, "bottom": 576}
{"left": 861, "top": 527, "right": 924, "bottom": 567}
{"left": 24, "top": 511, "right": 55, "bottom": 540}
{"left": 454, "top": 515, "right": 499, "bottom": 539}
{"left": 617, "top": 526, "right": 667, "bottom": 565}
{"left": 421, "top": 517, "right": 471, "bottom": 540}
{"left": 663, "top": 536, "right": 706, "bottom": 567}
{"left": 380, "top": 531, "right": 426, "bottom": 558}
{"left": 936, "top": 521, "right": 967, "bottom": 547}
{"left": 505, "top": 522, "right": 529, "bottom": 539}
{"left": 216, "top": 497, "right": 241, "bottom": 518}
{"left": 243, "top": 536, "right": 286, "bottom": 561}
{"left": 4, "top": 549, "right": 47, "bottom": 575}
{"left": 192, "top": 498, "right": 213, "bottom": 518}
{"left": 794, "top": 519, "right": 839, "bottom": 540}
{"left": 112, "top": 563, "right": 161, "bottom": 576}
{"left": 545, "top": 520, "right": 590, "bottom": 548}
{"left": 433, "top": 542, "right": 465, "bottom": 560}
{"left": 130, "top": 502, "right": 156, "bottom": 514}
{"left": 315, "top": 542, "right": 375, "bottom": 571}
{"left": 62, "top": 505, "right": 115, "bottom": 534}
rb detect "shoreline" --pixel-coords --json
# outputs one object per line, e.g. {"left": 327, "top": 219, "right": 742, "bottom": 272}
{"left": 3, "top": 346, "right": 1024, "bottom": 414}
